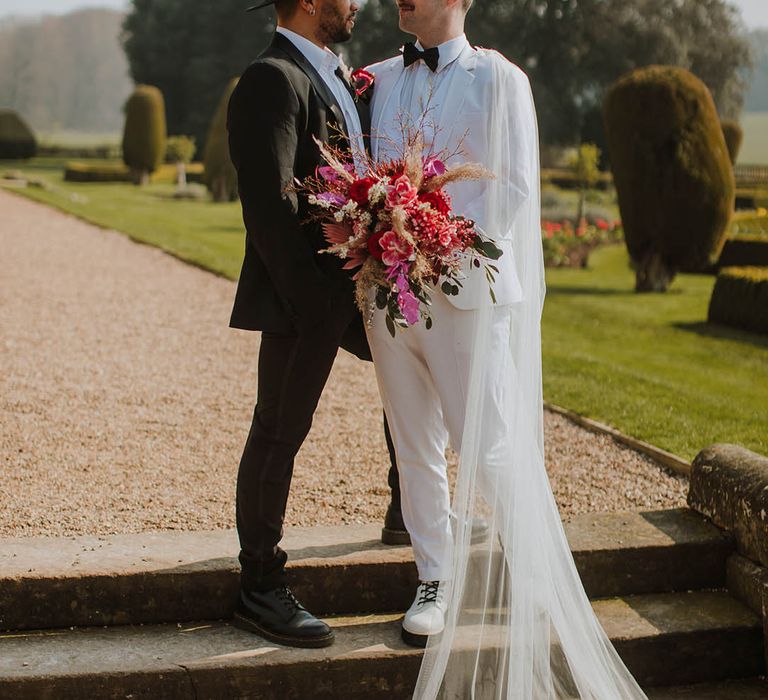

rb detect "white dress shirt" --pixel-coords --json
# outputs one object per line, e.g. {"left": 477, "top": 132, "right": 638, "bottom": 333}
{"left": 276, "top": 27, "right": 366, "bottom": 170}
{"left": 383, "top": 33, "right": 471, "bottom": 159}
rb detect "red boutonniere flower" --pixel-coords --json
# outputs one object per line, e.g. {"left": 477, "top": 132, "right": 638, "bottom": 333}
{"left": 351, "top": 68, "right": 375, "bottom": 104}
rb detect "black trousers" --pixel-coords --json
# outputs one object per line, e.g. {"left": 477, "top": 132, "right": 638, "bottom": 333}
{"left": 236, "top": 299, "right": 399, "bottom": 593}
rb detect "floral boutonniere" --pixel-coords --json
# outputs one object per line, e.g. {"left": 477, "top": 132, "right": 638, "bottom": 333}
{"left": 350, "top": 68, "right": 375, "bottom": 105}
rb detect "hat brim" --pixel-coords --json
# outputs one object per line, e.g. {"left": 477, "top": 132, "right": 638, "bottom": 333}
{"left": 246, "top": 0, "right": 276, "bottom": 10}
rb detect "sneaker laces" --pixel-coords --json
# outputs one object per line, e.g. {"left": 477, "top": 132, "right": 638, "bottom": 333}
{"left": 274, "top": 585, "right": 301, "bottom": 613}
{"left": 417, "top": 581, "right": 441, "bottom": 606}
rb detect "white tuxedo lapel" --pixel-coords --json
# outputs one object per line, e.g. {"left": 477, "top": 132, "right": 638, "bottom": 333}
{"left": 430, "top": 47, "right": 477, "bottom": 157}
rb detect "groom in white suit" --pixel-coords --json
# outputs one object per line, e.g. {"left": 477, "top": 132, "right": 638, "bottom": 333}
{"left": 365, "top": 0, "right": 534, "bottom": 648}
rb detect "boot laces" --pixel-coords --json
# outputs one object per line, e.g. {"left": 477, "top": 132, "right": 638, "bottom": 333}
{"left": 418, "top": 581, "right": 441, "bottom": 606}
{"left": 274, "top": 585, "right": 301, "bottom": 613}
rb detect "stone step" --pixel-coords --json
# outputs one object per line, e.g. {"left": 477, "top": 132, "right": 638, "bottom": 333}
{"left": 0, "top": 508, "right": 732, "bottom": 632}
{"left": 0, "top": 591, "right": 761, "bottom": 699}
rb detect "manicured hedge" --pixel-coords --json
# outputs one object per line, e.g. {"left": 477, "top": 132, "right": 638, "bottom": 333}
{"left": 203, "top": 78, "right": 239, "bottom": 202}
{"left": 0, "top": 110, "right": 37, "bottom": 160}
{"left": 708, "top": 267, "right": 768, "bottom": 335}
{"left": 735, "top": 189, "right": 768, "bottom": 211}
{"left": 541, "top": 168, "right": 613, "bottom": 191}
{"left": 65, "top": 161, "right": 204, "bottom": 184}
{"left": 717, "top": 237, "right": 768, "bottom": 269}
{"left": 603, "top": 66, "right": 734, "bottom": 290}
{"left": 64, "top": 161, "right": 132, "bottom": 183}
{"left": 40, "top": 145, "right": 120, "bottom": 159}
{"left": 122, "top": 85, "right": 167, "bottom": 184}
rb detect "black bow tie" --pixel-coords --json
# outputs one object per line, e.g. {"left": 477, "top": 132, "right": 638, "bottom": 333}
{"left": 403, "top": 43, "right": 440, "bottom": 72}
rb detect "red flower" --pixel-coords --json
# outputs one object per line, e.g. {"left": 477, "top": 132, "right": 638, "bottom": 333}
{"left": 349, "top": 177, "right": 376, "bottom": 206}
{"left": 367, "top": 230, "right": 385, "bottom": 260}
{"left": 351, "top": 68, "right": 375, "bottom": 100}
{"left": 419, "top": 189, "right": 451, "bottom": 215}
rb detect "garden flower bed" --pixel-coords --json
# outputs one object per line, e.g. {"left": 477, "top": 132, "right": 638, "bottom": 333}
{"left": 542, "top": 217, "right": 623, "bottom": 267}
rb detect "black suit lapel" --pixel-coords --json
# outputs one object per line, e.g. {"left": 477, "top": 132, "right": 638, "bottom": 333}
{"left": 271, "top": 32, "right": 349, "bottom": 137}
{"left": 356, "top": 100, "right": 371, "bottom": 156}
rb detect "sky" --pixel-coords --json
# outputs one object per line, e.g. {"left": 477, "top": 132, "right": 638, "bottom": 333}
{"left": 0, "top": 0, "right": 767, "bottom": 27}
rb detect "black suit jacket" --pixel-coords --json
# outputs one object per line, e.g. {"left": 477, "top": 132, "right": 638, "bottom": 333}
{"left": 227, "top": 33, "right": 371, "bottom": 335}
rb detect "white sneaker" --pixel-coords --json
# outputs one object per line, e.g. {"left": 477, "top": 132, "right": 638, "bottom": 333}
{"left": 402, "top": 581, "right": 445, "bottom": 648}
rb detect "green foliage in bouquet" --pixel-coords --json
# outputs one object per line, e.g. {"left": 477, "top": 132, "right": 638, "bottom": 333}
{"left": 122, "top": 85, "right": 167, "bottom": 185}
{"left": 720, "top": 119, "right": 744, "bottom": 164}
{"left": 708, "top": 266, "right": 768, "bottom": 335}
{"left": 203, "top": 78, "right": 238, "bottom": 203}
{"left": 603, "top": 66, "right": 734, "bottom": 291}
{"left": 0, "top": 110, "right": 38, "bottom": 160}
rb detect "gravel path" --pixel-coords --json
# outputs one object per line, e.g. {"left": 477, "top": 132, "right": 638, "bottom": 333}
{"left": 0, "top": 189, "right": 688, "bottom": 539}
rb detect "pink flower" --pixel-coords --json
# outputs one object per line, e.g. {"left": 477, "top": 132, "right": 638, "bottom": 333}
{"left": 318, "top": 166, "right": 339, "bottom": 182}
{"left": 398, "top": 285, "right": 420, "bottom": 325}
{"left": 423, "top": 157, "right": 447, "bottom": 179}
{"left": 379, "top": 230, "right": 415, "bottom": 267}
{"left": 386, "top": 265, "right": 420, "bottom": 326}
{"left": 386, "top": 175, "right": 418, "bottom": 208}
{"left": 317, "top": 164, "right": 354, "bottom": 182}
{"left": 317, "top": 191, "right": 347, "bottom": 207}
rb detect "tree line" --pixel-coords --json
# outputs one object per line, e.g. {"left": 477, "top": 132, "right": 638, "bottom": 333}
{"left": 0, "top": 1, "right": 758, "bottom": 149}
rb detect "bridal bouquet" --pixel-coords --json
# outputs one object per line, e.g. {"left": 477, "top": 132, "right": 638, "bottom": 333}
{"left": 298, "top": 137, "right": 502, "bottom": 336}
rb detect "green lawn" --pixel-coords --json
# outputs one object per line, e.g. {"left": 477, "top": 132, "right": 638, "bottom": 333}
{"left": 3, "top": 159, "right": 767, "bottom": 461}
{"left": 3, "top": 159, "right": 244, "bottom": 280}
{"left": 542, "top": 245, "right": 767, "bottom": 460}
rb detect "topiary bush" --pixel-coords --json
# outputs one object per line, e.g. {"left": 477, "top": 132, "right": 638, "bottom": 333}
{"left": 165, "top": 135, "right": 196, "bottom": 165}
{"left": 708, "top": 267, "right": 768, "bottom": 335}
{"left": 721, "top": 120, "right": 744, "bottom": 165}
{"left": 603, "top": 66, "right": 735, "bottom": 291}
{"left": 718, "top": 237, "right": 768, "bottom": 269}
{"left": 64, "top": 161, "right": 133, "bottom": 183}
{"left": 203, "top": 78, "right": 238, "bottom": 203}
{"left": 0, "top": 110, "right": 37, "bottom": 160}
{"left": 122, "top": 85, "right": 167, "bottom": 185}
{"left": 64, "top": 160, "right": 203, "bottom": 184}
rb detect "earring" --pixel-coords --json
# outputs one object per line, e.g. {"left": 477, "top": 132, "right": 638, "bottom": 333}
{"left": 310, "top": 8, "right": 316, "bottom": 15}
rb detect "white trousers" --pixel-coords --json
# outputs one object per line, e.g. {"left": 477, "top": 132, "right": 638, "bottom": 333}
{"left": 366, "top": 290, "right": 513, "bottom": 581}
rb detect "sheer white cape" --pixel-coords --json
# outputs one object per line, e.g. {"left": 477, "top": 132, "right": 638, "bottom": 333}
{"left": 412, "top": 53, "right": 649, "bottom": 700}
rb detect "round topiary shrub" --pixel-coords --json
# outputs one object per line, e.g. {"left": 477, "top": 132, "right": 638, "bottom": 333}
{"left": 603, "top": 66, "right": 735, "bottom": 291}
{"left": 122, "top": 85, "right": 167, "bottom": 185}
{"left": 720, "top": 119, "right": 743, "bottom": 165}
{"left": 708, "top": 266, "right": 768, "bottom": 335}
{"left": 203, "top": 78, "right": 238, "bottom": 203}
{"left": 0, "top": 110, "right": 37, "bottom": 160}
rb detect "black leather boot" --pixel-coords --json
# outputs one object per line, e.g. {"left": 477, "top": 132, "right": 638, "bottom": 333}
{"left": 381, "top": 503, "right": 491, "bottom": 547}
{"left": 233, "top": 584, "right": 335, "bottom": 648}
{"left": 381, "top": 502, "right": 411, "bottom": 545}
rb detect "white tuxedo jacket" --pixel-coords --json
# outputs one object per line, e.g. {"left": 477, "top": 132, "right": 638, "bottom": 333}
{"left": 367, "top": 45, "right": 533, "bottom": 309}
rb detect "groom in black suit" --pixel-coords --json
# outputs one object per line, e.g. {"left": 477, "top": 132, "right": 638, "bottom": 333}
{"left": 227, "top": 0, "right": 404, "bottom": 648}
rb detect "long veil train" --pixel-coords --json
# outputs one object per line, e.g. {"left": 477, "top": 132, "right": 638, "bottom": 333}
{"left": 413, "top": 53, "right": 649, "bottom": 700}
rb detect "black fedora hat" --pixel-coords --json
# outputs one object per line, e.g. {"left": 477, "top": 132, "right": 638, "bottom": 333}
{"left": 246, "top": 0, "right": 276, "bottom": 10}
